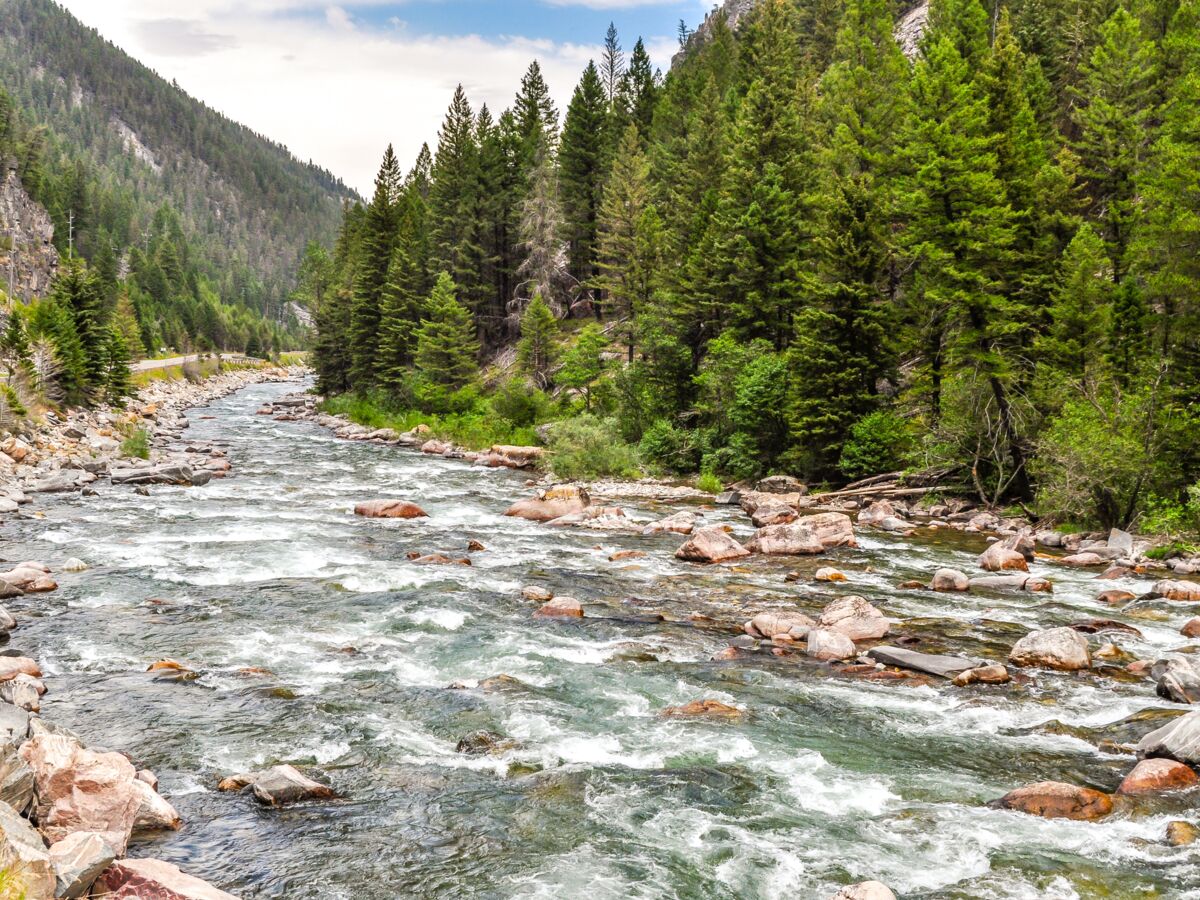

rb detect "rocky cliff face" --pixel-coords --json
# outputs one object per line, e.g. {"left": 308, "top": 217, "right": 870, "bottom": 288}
{"left": 0, "top": 162, "right": 58, "bottom": 302}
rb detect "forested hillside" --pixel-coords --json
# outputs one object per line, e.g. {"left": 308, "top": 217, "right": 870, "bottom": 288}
{"left": 0, "top": 0, "right": 355, "bottom": 349}
{"left": 307, "top": 0, "right": 1200, "bottom": 534}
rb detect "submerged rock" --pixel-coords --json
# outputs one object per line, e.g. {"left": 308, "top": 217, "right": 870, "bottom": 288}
{"left": 455, "top": 731, "right": 519, "bottom": 756}
{"left": 993, "top": 781, "right": 1113, "bottom": 820}
{"left": 1008, "top": 627, "right": 1090, "bottom": 671}
{"left": 91, "top": 858, "right": 241, "bottom": 899}
{"left": 353, "top": 500, "right": 428, "bottom": 519}
{"left": 867, "top": 646, "right": 978, "bottom": 678}
{"left": 1117, "top": 758, "right": 1199, "bottom": 794}
{"left": 828, "top": 883, "right": 896, "bottom": 900}
{"left": 1167, "top": 821, "right": 1199, "bottom": 846}
{"left": 660, "top": 699, "right": 743, "bottom": 719}
{"left": 675, "top": 527, "right": 750, "bottom": 563}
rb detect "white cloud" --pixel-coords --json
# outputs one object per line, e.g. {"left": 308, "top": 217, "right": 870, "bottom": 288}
{"left": 56, "top": 1, "right": 680, "bottom": 194}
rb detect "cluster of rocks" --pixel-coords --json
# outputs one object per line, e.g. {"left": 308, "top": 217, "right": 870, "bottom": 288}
{"left": 1, "top": 367, "right": 306, "bottom": 513}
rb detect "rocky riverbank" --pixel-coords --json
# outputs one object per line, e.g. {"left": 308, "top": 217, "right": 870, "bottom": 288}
{"left": 0, "top": 365, "right": 306, "bottom": 899}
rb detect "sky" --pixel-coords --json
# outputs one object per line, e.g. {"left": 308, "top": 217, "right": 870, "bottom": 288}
{"left": 58, "top": 1, "right": 715, "bottom": 194}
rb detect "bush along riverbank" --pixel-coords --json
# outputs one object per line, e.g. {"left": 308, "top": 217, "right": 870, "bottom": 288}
{"left": 0, "top": 365, "right": 313, "bottom": 899}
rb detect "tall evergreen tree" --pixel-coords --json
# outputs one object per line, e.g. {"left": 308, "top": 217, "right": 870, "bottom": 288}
{"left": 517, "top": 292, "right": 558, "bottom": 387}
{"left": 414, "top": 272, "right": 480, "bottom": 390}
{"left": 560, "top": 62, "right": 609, "bottom": 293}
{"left": 349, "top": 145, "right": 402, "bottom": 388}
{"left": 601, "top": 23, "right": 626, "bottom": 105}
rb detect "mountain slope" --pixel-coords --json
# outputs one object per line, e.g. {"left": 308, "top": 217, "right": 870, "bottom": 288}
{"left": 0, "top": 0, "right": 358, "bottom": 320}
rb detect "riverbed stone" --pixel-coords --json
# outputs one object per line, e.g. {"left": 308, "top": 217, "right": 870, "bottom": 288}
{"left": 0, "top": 797, "right": 55, "bottom": 899}
{"left": 1117, "top": 758, "right": 1199, "bottom": 794}
{"left": 828, "top": 882, "right": 896, "bottom": 900}
{"left": 815, "top": 567, "right": 847, "bottom": 582}
{"left": 867, "top": 646, "right": 978, "bottom": 678}
{"left": 1, "top": 674, "right": 44, "bottom": 712}
{"left": 952, "top": 665, "right": 1011, "bottom": 686}
{"left": 353, "top": 500, "right": 428, "bottom": 519}
{"left": 504, "top": 485, "right": 590, "bottom": 522}
{"left": 1098, "top": 589, "right": 1136, "bottom": 605}
{"left": 1152, "top": 580, "right": 1200, "bottom": 602}
{"left": 660, "top": 699, "right": 743, "bottom": 719}
{"left": 993, "top": 781, "right": 1114, "bottom": 820}
{"left": 533, "top": 597, "right": 584, "bottom": 618}
{"left": 1059, "top": 551, "right": 1108, "bottom": 567}
{"left": 641, "top": 510, "right": 697, "bottom": 535}
{"left": 819, "top": 597, "right": 889, "bottom": 642}
{"left": 931, "top": 568, "right": 970, "bottom": 592}
{"left": 746, "top": 611, "right": 815, "bottom": 641}
{"left": 250, "top": 765, "right": 336, "bottom": 806}
{"left": 0, "top": 657, "right": 41, "bottom": 683}
{"left": 978, "top": 543, "right": 1029, "bottom": 572}
{"left": 806, "top": 629, "right": 856, "bottom": 661}
{"left": 745, "top": 513, "right": 856, "bottom": 556}
{"left": 857, "top": 500, "right": 899, "bottom": 528}
{"left": 455, "top": 731, "right": 519, "bottom": 756}
{"left": 1008, "top": 627, "right": 1090, "bottom": 671}
{"left": 91, "top": 858, "right": 241, "bottom": 900}
{"left": 1136, "top": 711, "right": 1200, "bottom": 765}
{"left": 969, "top": 574, "right": 1031, "bottom": 591}
{"left": 1182, "top": 618, "right": 1200, "bottom": 638}
{"left": 520, "top": 586, "right": 553, "bottom": 603}
{"left": 675, "top": 527, "right": 750, "bottom": 563}
{"left": 749, "top": 501, "right": 798, "bottom": 528}
{"left": 1152, "top": 655, "right": 1200, "bottom": 704}
{"left": 49, "top": 830, "right": 116, "bottom": 898}
{"left": 1167, "top": 821, "right": 1199, "bottom": 846}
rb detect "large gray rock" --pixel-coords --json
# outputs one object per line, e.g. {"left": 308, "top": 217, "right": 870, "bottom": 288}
{"left": 931, "top": 568, "right": 970, "bottom": 591}
{"left": 806, "top": 629, "right": 856, "bottom": 661}
{"left": 1137, "top": 711, "right": 1200, "bottom": 766}
{"left": 819, "top": 596, "right": 889, "bottom": 641}
{"left": 27, "top": 470, "right": 92, "bottom": 493}
{"left": 1008, "top": 627, "right": 1090, "bottom": 671}
{"left": 49, "top": 830, "right": 117, "bottom": 899}
{"left": 867, "top": 646, "right": 979, "bottom": 678}
{"left": 1152, "top": 655, "right": 1200, "bottom": 704}
{"left": 675, "top": 527, "right": 750, "bottom": 563}
{"left": 745, "top": 513, "right": 856, "bottom": 555}
{"left": 110, "top": 465, "right": 195, "bottom": 486}
{"left": 1108, "top": 528, "right": 1134, "bottom": 555}
{"left": 250, "top": 765, "right": 336, "bottom": 806}
{"left": 0, "top": 797, "right": 55, "bottom": 899}
{"left": 0, "top": 702, "right": 30, "bottom": 745}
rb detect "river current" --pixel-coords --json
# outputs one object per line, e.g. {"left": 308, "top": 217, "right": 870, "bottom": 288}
{"left": 2, "top": 379, "right": 1197, "bottom": 899}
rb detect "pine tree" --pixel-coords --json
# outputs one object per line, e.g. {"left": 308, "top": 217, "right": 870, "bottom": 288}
{"left": 48, "top": 257, "right": 105, "bottom": 396}
{"left": 517, "top": 292, "right": 558, "bottom": 387}
{"left": 558, "top": 323, "right": 608, "bottom": 411}
{"left": 514, "top": 61, "right": 559, "bottom": 153}
{"left": 601, "top": 23, "right": 626, "bottom": 105}
{"left": 101, "top": 325, "right": 132, "bottom": 404}
{"left": 624, "top": 38, "right": 660, "bottom": 138}
{"left": 1036, "top": 223, "right": 1113, "bottom": 379}
{"left": 515, "top": 139, "right": 573, "bottom": 318}
{"left": 349, "top": 145, "right": 402, "bottom": 388}
{"left": 559, "top": 62, "right": 609, "bottom": 292}
{"left": 414, "top": 272, "right": 479, "bottom": 390}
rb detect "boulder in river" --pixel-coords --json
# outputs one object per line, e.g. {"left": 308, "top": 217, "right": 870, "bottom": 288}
{"left": 745, "top": 611, "right": 815, "bottom": 641}
{"left": 660, "top": 699, "right": 744, "bottom": 720}
{"left": 815, "top": 567, "right": 847, "bottom": 582}
{"left": 533, "top": 597, "right": 584, "bottom": 618}
{"left": 0, "top": 657, "right": 41, "bottom": 683}
{"left": 675, "top": 527, "right": 750, "bottom": 563}
{"left": 867, "top": 646, "right": 978, "bottom": 678}
{"left": 641, "top": 511, "right": 698, "bottom": 535}
{"left": 1152, "top": 655, "right": 1200, "bottom": 704}
{"left": 1058, "top": 551, "right": 1107, "bottom": 568}
{"left": 504, "top": 485, "right": 590, "bottom": 522}
{"left": 750, "top": 501, "right": 799, "bottom": 528}
{"left": 1008, "top": 627, "right": 1090, "bottom": 671}
{"left": 744, "top": 513, "right": 856, "bottom": 555}
{"left": 931, "top": 569, "right": 970, "bottom": 592}
{"left": 91, "top": 858, "right": 240, "bottom": 900}
{"left": 755, "top": 475, "right": 807, "bottom": 495}
{"left": 1168, "top": 821, "right": 1199, "bottom": 846}
{"left": 819, "top": 597, "right": 889, "bottom": 641}
{"left": 0, "top": 797, "right": 55, "bottom": 899}
{"left": 353, "top": 500, "right": 428, "bottom": 519}
{"left": 1182, "top": 618, "right": 1200, "bottom": 638}
{"left": 520, "top": 586, "right": 553, "bottom": 603}
{"left": 977, "top": 543, "right": 1028, "bottom": 573}
{"left": 250, "top": 765, "right": 337, "bottom": 806}
{"left": 806, "top": 629, "right": 856, "bottom": 661}
{"left": 110, "top": 465, "right": 195, "bottom": 486}
{"left": 49, "top": 830, "right": 117, "bottom": 899}
{"left": 455, "top": 731, "right": 519, "bottom": 756}
{"left": 951, "top": 665, "right": 1011, "bottom": 686}
{"left": 1098, "top": 589, "right": 1136, "bottom": 605}
{"left": 828, "top": 883, "right": 896, "bottom": 900}
{"left": 474, "top": 445, "right": 544, "bottom": 469}
{"left": 1117, "top": 758, "right": 1199, "bottom": 794}
{"left": 1137, "top": 711, "right": 1200, "bottom": 765}
{"left": 1151, "top": 580, "right": 1200, "bottom": 602}
{"left": 993, "top": 781, "right": 1113, "bottom": 820}
{"left": 857, "top": 500, "right": 899, "bottom": 528}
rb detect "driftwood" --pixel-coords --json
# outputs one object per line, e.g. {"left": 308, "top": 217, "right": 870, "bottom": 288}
{"left": 841, "top": 471, "right": 905, "bottom": 491}
{"left": 814, "top": 485, "right": 948, "bottom": 502}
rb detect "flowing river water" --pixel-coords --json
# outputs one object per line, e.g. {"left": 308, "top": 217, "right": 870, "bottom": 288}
{"left": 2, "top": 379, "right": 1198, "bottom": 899}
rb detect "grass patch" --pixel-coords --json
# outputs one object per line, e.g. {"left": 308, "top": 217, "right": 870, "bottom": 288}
{"left": 696, "top": 472, "right": 724, "bottom": 494}
{"left": 1146, "top": 541, "right": 1199, "bottom": 560}
{"left": 120, "top": 425, "right": 151, "bottom": 459}
{"left": 321, "top": 393, "right": 540, "bottom": 451}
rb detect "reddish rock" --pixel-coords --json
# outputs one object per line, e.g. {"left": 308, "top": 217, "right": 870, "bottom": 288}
{"left": 0, "top": 657, "right": 42, "bottom": 682}
{"left": 952, "top": 665, "right": 1011, "bottom": 686}
{"left": 1060, "top": 552, "right": 1107, "bottom": 567}
{"left": 1098, "top": 589, "right": 1136, "bottom": 605}
{"left": 1153, "top": 580, "right": 1200, "bottom": 602}
{"left": 978, "top": 543, "right": 1029, "bottom": 573}
{"left": 819, "top": 596, "right": 889, "bottom": 642}
{"left": 660, "top": 699, "right": 744, "bottom": 719}
{"left": 608, "top": 550, "right": 647, "bottom": 561}
{"left": 675, "top": 527, "right": 750, "bottom": 563}
{"left": 815, "top": 567, "right": 847, "bottom": 582}
{"left": 1168, "top": 821, "right": 1199, "bottom": 846}
{"left": 642, "top": 511, "right": 698, "bottom": 535}
{"left": 504, "top": 485, "right": 589, "bottom": 522}
{"left": 1182, "top": 618, "right": 1200, "bottom": 638}
{"left": 744, "top": 513, "right": 856, "bottom": 555}
{"left": 353, "top": 500, "right": 428, "bottom": 519}
{"left": 91, "top": 858, "right": 240, "bottom": 899}
{"left": 533, "top": 597, "right": 584, "bottom": 618}
{"left": 994, "top": 781, "right": 1113, "bottom": 820}
{"left": 1117, "top": 758, "right": 1199, "bottom": 795}
{"left": 749, "top": 501, "right": 798, "bottom": 528}
{"left": 474, "top": 445, "right": 544, "bottom": 469}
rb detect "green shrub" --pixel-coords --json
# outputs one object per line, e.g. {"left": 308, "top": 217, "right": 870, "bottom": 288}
{"left": 0, "top": 384, "right": 27, "bottom": 418}
{"left": 838, "top": 410, "right": 915, "bottom": 480}
{"left": 121, "top": 426, "right": 151, "bottom": 459}
{"left": 697, "top": 471, "right": 724, "bottom": 493}
{"left": 701, "top": 432, "right": 762, "bottom": 480}
{"left": 548, "top": 416, "right": 640, "bottom": 480}
{"left": 639, "top": 419, "right": 701, "bottom": 473}
{"left": 490, "top": 380, "right": 551, "bottom": 429}
{"left": 1146, "top": 541, "right": 1199, "bottom": 560}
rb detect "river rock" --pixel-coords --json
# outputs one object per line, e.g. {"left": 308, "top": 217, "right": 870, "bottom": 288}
{"left": 819, "top": 597, "right": 889, "bottom": 641}
{"left": 110, "top": 465, "right": 194, "bottom": 486}
{"left": 420, "top": 439, "right": 452, "bottom": 455}
{"left": 750, "top": 501, "right": 798, "bottom": 527}
{"left": 132, "top": 778, "right": 181, "bottom": 830}
{"left": 0, "top": 797, "right": 55, "bottom": 899}
{"left": 1136, "top": 711, "right": 1200, "bottom": 765}
{"left": 867, "top": 646, "right": 978, "bottom": 678}
{"left": 744, "top": 513, "right": 856, "bottom": 555}
{"left": 931, "top": 568, "right": 970, "bottom": 592}
{"left": 533, "top": 597, "right": 584, "bottom": 618}
{"left": 49, "top": 830, "right": 117, "bottom": 898}
{"left": 746, "top": 611, "right": 815, "bottom": 641}
{"left": 660, "top": 699, "right": 743, "bottom": 719}
{"left": 1152, "top": 655, "right": 1200, "bottom": 703}
{"left": 60, "top": 558, "right": 88, "bottom": 573}
{"left": 455, "top": 731, "right": 519, "bottom": 756}
{"left": 250, "top": 765, "right": 336, "bottom": 806}
{"left": 91, "top": 858, "right": 241, "bottom": 900}
{"left": 27, "top": 470, "right": 92, "bottom": 493}
{"left": 1167, "top": 821, "right": 1199, "bottom": 846}
{"left": 969, "top": 574, "right": 1031, "bottom": 591}
{"left": 993, "top": 781, "right": 1113, "bottom": 820}
{"left": 1098, "top": 589, "right": 1136, "bottom": 605}
{"left": 1117, "top": 758, "right": 1199, "bottom": 794}
{"left": 0, "top": 657, "right": 41, "bottom": 683}
{"left": 1151, "top": 580, "right": 1200, "bottom": 602}
{"left": 755, "top": 475, "right": 807, "bottom": 495}
{"left": 1182, "top": 618, "right": 1200, "bottom": 638}
{"left": 353, "top": 500, "right": 428, "bottom": 519}
{"left": 828, "top": 883, "right": 896, "bottom": 900}
{"left": 977, "top": 543, "right": 1028, "bottom": 572}
{"left": 806, "top": 629, "right": 856, "bottom": 661}
{"left": 0, "top": 703, "right": 30, "bottom": 746}
{"left": 1008, "top": 627, "right": 1090, "bottom": 671}
{"left": 474, "top": 445, "right": 544, "bottom": 469}
{"left": 1108, "top": 528, "right": 1135, "bottom": 554}
{"left": 1059, "top": 552, "right": 1107, "bottom": 567}
{"left": 815, "top": 567, "right": 847, "bottom": 582}
{"left": 520, "top": 586, "right": 553, "bottom": 602}
{"left": 675, "top": 527, "right": 750, "bottom": 563}
{"left": 0, "top": 605, "right": 16, "bottom": 634}
{"left": 642, "top": 511, "right": 697, "bottom": 535}
{"left": 952, "top": 665, "right": 1011, "bottom": 686}
{"left": 505, "top": 485, "right": 590, "bottom": 522}
{"left": 0, "top": 567, "right": 47, "bottom": 590}
{"left": 857, "top": 500, "right": 898, "bottom": 528}
{"left": 1, "top": 674, "right": 44, "bottom": 712}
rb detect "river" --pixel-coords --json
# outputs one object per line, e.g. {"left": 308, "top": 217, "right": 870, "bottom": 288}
{"left": 1, "top": 379, "right": 1195, "bottom": 899}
